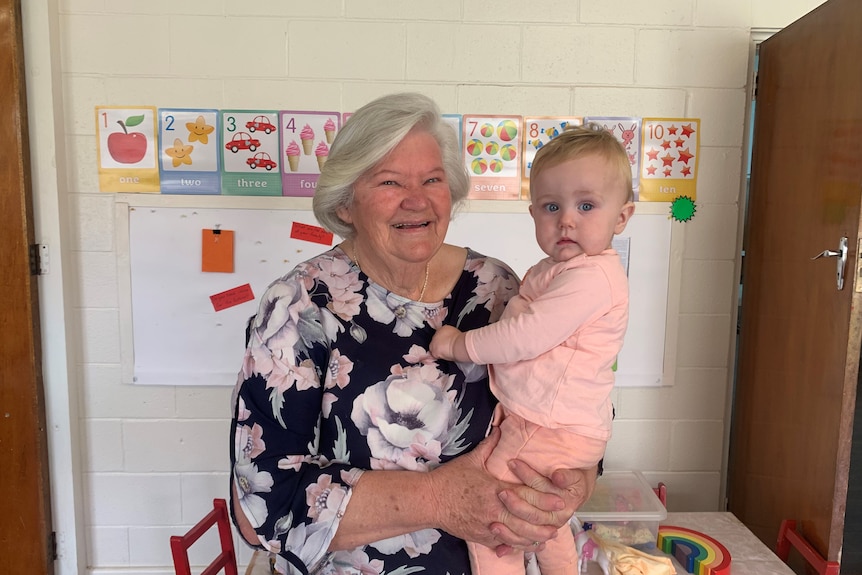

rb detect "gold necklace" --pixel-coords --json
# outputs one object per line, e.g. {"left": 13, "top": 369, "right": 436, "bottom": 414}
{"left": 352, "top": 247, "right": 430, "bottom": 302}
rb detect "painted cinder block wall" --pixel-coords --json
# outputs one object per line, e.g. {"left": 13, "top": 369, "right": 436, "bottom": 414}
{"left": 24, "top": 0, "right": 827, "bottom": 573}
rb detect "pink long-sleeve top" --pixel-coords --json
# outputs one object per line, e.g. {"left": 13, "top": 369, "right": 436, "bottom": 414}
{"left": 465, "top": 250, "right": 629, "bottom": 438}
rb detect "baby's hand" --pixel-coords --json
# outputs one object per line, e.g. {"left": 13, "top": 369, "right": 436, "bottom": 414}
{"left": 430, "top": 325, "right": 462, "bottom": 360}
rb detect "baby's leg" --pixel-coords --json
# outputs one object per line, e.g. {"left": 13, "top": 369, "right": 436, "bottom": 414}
{"left": 467, "top": 541, "right": 525, "bottom": 575}
{"left": 535, "top": 524, "right": 577, "bottom": 575}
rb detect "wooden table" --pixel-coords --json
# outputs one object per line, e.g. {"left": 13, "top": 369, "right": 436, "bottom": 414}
{"left": 244, "top": 512, "right": 795, "bottom": 575}
{"left": 661, "top": 512, "right": 794, "bottom": 575}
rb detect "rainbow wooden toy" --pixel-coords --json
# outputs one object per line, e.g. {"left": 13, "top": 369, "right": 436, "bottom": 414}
{"left": 656, "top": 525, "right": 731, "bottom": 575}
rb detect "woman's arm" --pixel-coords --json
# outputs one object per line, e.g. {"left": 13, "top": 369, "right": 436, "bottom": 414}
{"left": 329, "top": 427, "right": 597, "bottom": 553}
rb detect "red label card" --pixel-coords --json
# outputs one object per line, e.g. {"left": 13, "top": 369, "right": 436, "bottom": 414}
{"left": 290, "top": 221, "right": 333, "bottom": 245}
{"left": 210, "top": 283, "right": 254, "bottom": 312}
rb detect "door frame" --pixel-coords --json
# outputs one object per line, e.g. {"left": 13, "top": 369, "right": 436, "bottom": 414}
{"left": 721, "top": 26, "right": 779, "bottom": 512}
{"left": 21, "top": 1, "right": 85, "bottom": 573}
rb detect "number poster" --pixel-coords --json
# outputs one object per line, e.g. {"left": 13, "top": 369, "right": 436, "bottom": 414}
{"left": 280, "top": 111, "right": 340, "bottom": 197}
{"left": 585, "top": 117, "right": 642, "bottom": 201}
{"left": 638, "top": 118, "right": 700, "bottom": 202}
{"left": 96, "top": 106, "right": 159, "bottom": 192}
{"left": 521, "top": 116, "right": 583, "bottom": 199}
{"left": 158, "top": 109, "right": 221, "bottom": 194}
{"left": 462, "top": 115, "right": 522, "bottom": 200}
{"left": 220, "top": 110, "right": 281, "bottom": 196}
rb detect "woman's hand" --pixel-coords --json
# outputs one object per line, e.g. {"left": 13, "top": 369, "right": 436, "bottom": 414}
{"left": 490, "top": 461, "right": 597, "bottom": 553}
{"left": 425, "top": 428, "right": 597, "bottom": 554}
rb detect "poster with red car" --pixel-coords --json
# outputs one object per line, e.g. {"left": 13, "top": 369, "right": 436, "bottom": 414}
{"left": 95, "top": 106, "right": 159, "bottom": 192}
{"left": 220, "top": 110, "right": 282, "bottom": 196}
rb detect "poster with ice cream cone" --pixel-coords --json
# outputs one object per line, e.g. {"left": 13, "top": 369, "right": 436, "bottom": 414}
{"left": 638, "top": 118, "right": 700, "bottom": 202}
{"left": 463, "top": 115, "right": 523, "bottom": 200}
{"left": 521, "top": 116, "right": 583, "bottom": 199}
{"left": 158, "top": 108, "right": 221, "bottom": 195}
{"left": 585, "top": 117, "right": 642, "bottom": 201}
{"left": 96, "top": 106, "right": 160, "bottom": 192}
{"left": 220, "top": 109, "right": 282, "bottom": 196}
{"left": 280, "top": 111, "right": 339, "bottom": 197}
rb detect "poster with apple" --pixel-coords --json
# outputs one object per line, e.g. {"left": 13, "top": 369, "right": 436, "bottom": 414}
{"left": 96, "top": 106, "right": 159, "bottom": 192}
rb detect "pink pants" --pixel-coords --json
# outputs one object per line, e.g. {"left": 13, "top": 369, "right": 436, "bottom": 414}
{"left": 468, "top": 411, "right": 607, "bottom": 575}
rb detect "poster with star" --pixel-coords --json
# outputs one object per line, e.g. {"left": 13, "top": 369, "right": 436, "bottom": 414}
{"left": 639, "top": 118, "right": 700, "bottom": 202}
{"left": 95, "top": 106, "right": 159, "bottom": 192}
{"left": 158, "top": 109, "right": 221, "bottom": 194}
{"left": 585, "top": 117, "right": 642, "bottom": 201}
{"left": 220, "top": 110, "right": 282, "bottom": 196}
{"left": 462, "top": 115, "right": 522, "bottom": 200}
{"left": 280, "top": 110, "right": 340, "bottom": 197}
{"left": 521, "top": 116, "right": 583, "bottom": 199}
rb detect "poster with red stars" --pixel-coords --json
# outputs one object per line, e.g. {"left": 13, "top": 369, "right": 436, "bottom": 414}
{"left": 639, "top": 118, "right": 700, "bottom": 202}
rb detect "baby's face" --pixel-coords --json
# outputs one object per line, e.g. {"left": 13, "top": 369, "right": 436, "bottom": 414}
{"left": 529, "top": 154, "right": 634, "bottom": 263}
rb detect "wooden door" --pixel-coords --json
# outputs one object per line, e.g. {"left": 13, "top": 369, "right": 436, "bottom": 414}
{"left": 728, "top": 0, "right": 862, "bottom": 568}
{"left": 0, "top": 0, "right": 54, "bottom": 573}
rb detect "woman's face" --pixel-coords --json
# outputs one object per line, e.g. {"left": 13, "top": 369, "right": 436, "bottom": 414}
{"left": 337, "top": 128, "right": 452, "bottom": 266}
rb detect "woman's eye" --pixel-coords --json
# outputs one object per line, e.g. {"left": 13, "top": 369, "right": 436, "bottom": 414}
{"left": 381, "top": 180, "right": 398, "bottom": 186}
{"left": 425, "top": 177, "right": 441, "bottom": 184}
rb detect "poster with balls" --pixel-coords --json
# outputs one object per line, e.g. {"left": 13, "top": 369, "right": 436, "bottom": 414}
{"left": 96, "top": 106, "right": 160, "bottom": 192}
{"left": 462, "top": 115, "right": 522, "bottom": 200}
{"left": 638, "top": 118, "right": 700, "bottom": 202}
{"left": 585, "top": 117, "right": 642, "bottom": 201}
{"left": 521, "top": 117, "right": 583, "bottom": 199}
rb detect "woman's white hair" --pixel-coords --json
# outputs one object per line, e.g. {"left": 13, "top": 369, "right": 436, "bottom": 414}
{"left": 313, "top": 92, "right": 469, "bottom": 239}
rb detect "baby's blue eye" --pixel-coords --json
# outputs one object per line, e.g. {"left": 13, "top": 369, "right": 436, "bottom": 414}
{"left": 579, "top": 202, "right": 594, "bottom": 212}
{"left": 545, "top": 203, "right": 559, "bottom": 212}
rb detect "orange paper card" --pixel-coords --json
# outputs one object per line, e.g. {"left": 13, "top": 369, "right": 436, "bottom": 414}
{"left": 202, "top": 229, "right": 234, "bottom": 272}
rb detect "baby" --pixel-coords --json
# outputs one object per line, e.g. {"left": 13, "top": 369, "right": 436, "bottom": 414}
{"left": 431, "top": 124, "right": 635, "bottom": 575}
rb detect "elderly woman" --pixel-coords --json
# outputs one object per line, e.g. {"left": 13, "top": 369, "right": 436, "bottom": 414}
{"left": 229, "top": 92, "right": 596, "bottom": 575}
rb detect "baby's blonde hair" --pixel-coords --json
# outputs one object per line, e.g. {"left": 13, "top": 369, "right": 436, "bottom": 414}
{"left": 530, "top": 123, "right": 634, "bottom": 202}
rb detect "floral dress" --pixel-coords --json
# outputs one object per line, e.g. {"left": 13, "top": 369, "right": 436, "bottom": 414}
{"left": 230, "top": 246, "right": 519, "bottom": 575}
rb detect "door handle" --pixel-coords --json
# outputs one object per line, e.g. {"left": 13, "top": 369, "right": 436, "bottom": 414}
{"left": 810, "top": 236, "right": 848, "bottom": 290}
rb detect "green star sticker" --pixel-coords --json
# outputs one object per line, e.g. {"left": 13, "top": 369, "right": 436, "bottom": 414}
{"left": 670, "top": 196, "right": 696, "bottom": 222}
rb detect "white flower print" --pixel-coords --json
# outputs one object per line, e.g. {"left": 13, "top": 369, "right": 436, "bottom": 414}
{"left": 365, "top": 284, "right": 426, "bottom": 337}
{"left": 305, "top": 474, "right": 348, "bottom": 524}
{"left": 370, "top": 528, "right": 442, "bottom": 558}
{"left": 277, "top": 454, "right": 313, "bottom": 472}
{"left": 236, "top": 422, "right": 266, "bottom": 460}
{"left": 402, "top": 344, "right": 436, "bottom": 366}
{"left": 234, "top": 461, "right": 274, "bottom": 528}
{"left": 328, "top": 548, "right": 384, "bottom": 575}
{"left": 322, "top": 392, "right": 338, "bottom": 419}
{"left": 317, "top": 257, "right": 364, "bottom": 321}
{"left": 324, "top": 350, "right": 353, "bottom": 390}
{"left": 458, "top": 255, "right": 518, "bottom": 325}
{"left": 351, "top": 365, "right": 458, "bottom": 471}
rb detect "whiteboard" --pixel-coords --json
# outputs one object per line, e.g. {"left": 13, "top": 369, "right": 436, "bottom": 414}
{"left": 120, "top": 202, "right": 678, "bottom": 387}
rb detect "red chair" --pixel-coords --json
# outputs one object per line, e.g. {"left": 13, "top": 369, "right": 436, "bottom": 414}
{"left": 170, "top": 498, "right": 238, "bottom": 575}
{"left": 776, "top": 519, "right": 839, "bottom": 575}
{"left": 653, "top": 482, "right": 667, "bottom": 507}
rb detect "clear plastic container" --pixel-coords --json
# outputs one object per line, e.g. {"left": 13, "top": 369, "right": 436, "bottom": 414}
{"left": 574, "top": 470, "right": 667, "bottom": 549}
